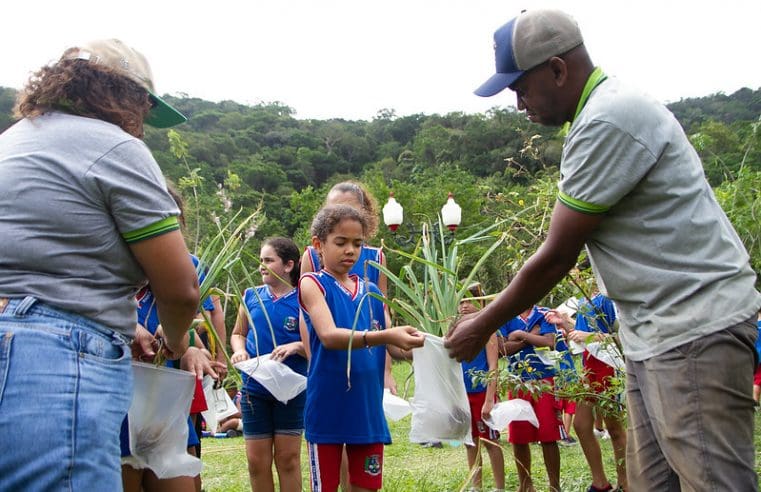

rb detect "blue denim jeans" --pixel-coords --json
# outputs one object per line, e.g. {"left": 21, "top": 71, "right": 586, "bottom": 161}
{"left": 0, "top": 297, "right": 133, "bottom": 491}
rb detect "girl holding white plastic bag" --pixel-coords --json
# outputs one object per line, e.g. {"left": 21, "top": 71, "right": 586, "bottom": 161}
{"left": 300, "top": 205, "right": 424, "bottom": 492}
{"left": 230, "top": 237, "right": 307, "bottom": 492}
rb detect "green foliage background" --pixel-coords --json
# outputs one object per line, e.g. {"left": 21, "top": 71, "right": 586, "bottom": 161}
{"left": 1, "top": 85, "right": 759, "bottom": 307}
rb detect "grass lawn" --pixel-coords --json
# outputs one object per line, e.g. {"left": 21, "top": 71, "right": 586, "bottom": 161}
{"left": 199, "top": 362, "right": 761, "bottom": 491}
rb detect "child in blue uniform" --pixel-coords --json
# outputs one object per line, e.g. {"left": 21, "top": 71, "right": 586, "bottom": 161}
{"left": 459, "top": 283, "right": 505, "bottom": 492}
{"left": 230, "top": 237, "right": 306, "bottom": 492}
{"left": 499, "top": 305, "right": 566, "bottom": 492}
{"left": 299, "top": 204, "right": 424, "bottom": 492}
{"left": 559, "top": 293, "right": 627, "bottom": 492}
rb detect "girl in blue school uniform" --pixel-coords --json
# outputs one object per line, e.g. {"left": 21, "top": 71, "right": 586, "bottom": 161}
{"left": 230, "top": 237, "right": 306, "bottom": 492}
{"left": 299, "top": 204, "right": 424, "bottom": 492}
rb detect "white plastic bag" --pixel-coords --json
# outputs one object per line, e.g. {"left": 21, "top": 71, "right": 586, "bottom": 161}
{"left": 409, "top": 335, "right": 473, "bottom": 445}
{"left": 383, "top": 388, "right": 412, "bottom": 421}
{"left": 483, "top": 399, "right": 539, "bottom": 431}
{"left": 586, "top": 341, "right": 625, "bottom": 371}
{"left": 125, "top": 362, "right": 202, "bottom": 479}
{"left": 200, "top": 376, "right": 238, "bottom": 435}
{"left": 234, "top": 353, "right": 307, "bottom": 403}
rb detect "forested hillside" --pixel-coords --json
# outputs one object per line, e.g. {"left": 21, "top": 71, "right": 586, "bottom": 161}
{"left": 1, "top": 85, "right": 759, "bottom": 296}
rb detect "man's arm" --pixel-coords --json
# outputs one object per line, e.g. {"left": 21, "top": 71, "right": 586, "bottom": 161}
{"left": 446, "top": 202, "right": 604, "bottom": 361}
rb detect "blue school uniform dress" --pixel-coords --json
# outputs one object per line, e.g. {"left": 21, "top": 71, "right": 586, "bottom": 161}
{"left": 462, "top": 348, "right": 489, "bottom": 393}
{"left": 300, "top": 271, "right": 391, "bottom": 445}
{"left": 307, "top": 245, "right": 384, "bottom": 285}
{"left": 241, "top": 285, "right": 306, "bottom": 393}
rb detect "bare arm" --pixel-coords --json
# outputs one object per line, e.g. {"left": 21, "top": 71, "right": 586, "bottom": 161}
{"left": 446, "top": 202, "right": 604, "bottom": 361}
{"left": 129, "top": 230, "right": 199, "bottom": 354}
{"left": 230, "top": 304, "right": 249, "bottom": 363}
{"left": 298, "top": 248, "right": 314, "bottom": 360}
{"left": 300, "top": 276, "right": 424, "bottom": 351}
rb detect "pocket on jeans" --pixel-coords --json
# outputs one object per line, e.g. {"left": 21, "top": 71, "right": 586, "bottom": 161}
{"left": 0, "top": 332, "right": 12, "bottom": 404}
{"left": 76, "top": 328, "right": 129, "bottom": 363}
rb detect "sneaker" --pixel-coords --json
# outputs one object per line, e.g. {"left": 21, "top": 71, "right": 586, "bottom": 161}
{"left": 559, "top": 436, "right": 577, "bottom": 446}
{"left": 420, "top": 441, "right": 443, "bottom": 448}
{"left": 594, "top": 428, "right": 610, "bottom": 440}
{"left": 587, "top": 484, "right": 613, "bottom": 492}
{"left": 225, "top": 429, "right": 241, "bottom": 438}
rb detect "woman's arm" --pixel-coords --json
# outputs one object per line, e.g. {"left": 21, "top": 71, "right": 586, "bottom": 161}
{"left": 130, "top": 230, "right": 199, "bottom": 356}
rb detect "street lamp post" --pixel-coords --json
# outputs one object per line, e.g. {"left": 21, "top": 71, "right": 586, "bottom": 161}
{"left": 382, "top": 192, "right": 462, "bottom": 245}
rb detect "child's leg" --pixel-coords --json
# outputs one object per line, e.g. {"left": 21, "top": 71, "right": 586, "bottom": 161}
{"left": 345, "top": 443, "right": 384, "bottom": 492}
{"left": 512, "top": 443, "right": 534, "bottom": 492}
{"left": 573, "top": 401, "right": 610, "bottom": 489}
{"left": 603, "top": 412, "right": 627, "bottom": 490}
{"left": 540, "top": 441, "right": 560, "bottom": 492}
{"left": 484, "top": 439, "right": 505, "bottom": 490}
{"left": 465, "top": 437, "right": 482, "bottom": 489}
{"left": 307, "top": 442, "right": 343, "bottom": 492}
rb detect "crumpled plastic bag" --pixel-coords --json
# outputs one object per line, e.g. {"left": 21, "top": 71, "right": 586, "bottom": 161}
{"left": 483, "top": 399, "right": 539, "bottom": 431}
{"left": 234, "top": 353, "right": 307, "bottom": 403}
{"left": 124, "top": 362, "right": 202, "bottom": 479}
{"left": 200, "top": 375, "right": 238, "bottom": 434}
{"left": 585, "top": 341, "right": 625, "bottom": 371}
{"left": 409, "top": 335, "right": 473, "bottom": 446}
{"left": 383, "top": 388, "right": 412, "bottom": 421}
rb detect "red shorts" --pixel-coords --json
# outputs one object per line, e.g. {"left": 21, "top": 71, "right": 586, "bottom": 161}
{"left": 508, "top": 377, "right": 563, "bottom": 444}
{"left": 558, "top": 399, "right": 576, "bottom": 415}
{"left": 754, "top": 365, "right": 761, "bottom": 386}
{"left": 467, "top": 391, "right": 500, "bottom": 442}
{"left": 307, "top": 442, "right": 384, "bottom": 491}
{"left": 583, "top": 351, "right": 616, "bottom": 393}
{"left": 189, "top": 378, "right": 208, "bottom": 414}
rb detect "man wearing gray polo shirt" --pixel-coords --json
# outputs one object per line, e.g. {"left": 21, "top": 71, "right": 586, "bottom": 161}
{"left": 445, "top": 8, "right": 761, "bottom": 492}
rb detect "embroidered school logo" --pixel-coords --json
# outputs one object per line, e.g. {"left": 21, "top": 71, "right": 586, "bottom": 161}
{"left": 284, "top": 316, "right": 298, "bottom": 332}
{"left": 364, "top": 455, "right": 381, "bottom": 476}
{"left": 371, "top": 319, "right": 381, "bottom": 331}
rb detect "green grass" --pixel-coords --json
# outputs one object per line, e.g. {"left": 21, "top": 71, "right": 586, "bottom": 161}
{"left": 200, "top": 362, "right": 761, "bottom": 491}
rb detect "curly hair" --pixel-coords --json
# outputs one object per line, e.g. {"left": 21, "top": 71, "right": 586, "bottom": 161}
{"left": 310, "top": 204, "right": 368, "bottom": 243}
{"left": 14, "top": 53, "right": 151, "bottom": 138}
{"left": 325, "top": 181, "right": 379, "bottom": 239}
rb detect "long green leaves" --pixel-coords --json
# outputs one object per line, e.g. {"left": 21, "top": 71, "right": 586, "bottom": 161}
{"left": 370, "top": 217, "right": 507, "bottom": 336}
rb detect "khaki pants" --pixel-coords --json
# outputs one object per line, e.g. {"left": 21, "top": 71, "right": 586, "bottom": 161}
{"left": 625, "top": 318, "right": 758, "bottom": 491}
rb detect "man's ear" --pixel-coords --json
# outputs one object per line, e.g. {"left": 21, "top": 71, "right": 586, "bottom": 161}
{"left": 548, "top": 56, "right": 568, "bottom": 87}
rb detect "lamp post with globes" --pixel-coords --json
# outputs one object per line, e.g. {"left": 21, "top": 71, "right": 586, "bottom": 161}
{"left": 381, "top": 192, "right": 462, "bottom": 245}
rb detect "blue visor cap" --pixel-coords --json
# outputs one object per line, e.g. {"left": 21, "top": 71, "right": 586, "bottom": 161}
{"left": 474, "top": 18, "right": 524, "bottom": 97}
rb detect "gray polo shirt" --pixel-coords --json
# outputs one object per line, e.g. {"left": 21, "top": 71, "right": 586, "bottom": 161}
{"left": 0, "top": 112, "right": 179, "bottom": 337}
{"left": 558, "top": 78, "right": 761, "bottom": 361}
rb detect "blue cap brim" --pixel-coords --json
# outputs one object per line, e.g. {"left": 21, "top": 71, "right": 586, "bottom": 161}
{"left": 474, "top": 71, "right": 523, "bottom": 97}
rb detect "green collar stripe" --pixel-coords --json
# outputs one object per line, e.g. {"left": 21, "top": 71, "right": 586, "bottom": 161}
{"left": 557, "top": 191, "right": 609, "bottom": 214}
{"left": 123, "top": 216, "right": 180, "bottom": 244}
{"left": 559, "top": 67, "right": 607, "bottom": 137}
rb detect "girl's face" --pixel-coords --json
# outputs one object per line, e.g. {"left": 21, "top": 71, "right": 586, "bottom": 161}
{"left": 315, "top": 218, "right": 364, "bottom": 276}
{"left": 458, "top": 300, "right": 479, "bottom": 315}
{"left": 259, "top": 244, "right": 293, "bottom": 287}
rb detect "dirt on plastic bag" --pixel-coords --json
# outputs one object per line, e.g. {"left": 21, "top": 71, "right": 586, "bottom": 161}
{"left": 125, "top": 362, "right": 202, "bottom": 479}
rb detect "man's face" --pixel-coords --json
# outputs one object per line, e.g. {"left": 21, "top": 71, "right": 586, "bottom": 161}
{"left": 508, "top": 61, "right": 566, "bottom": 127}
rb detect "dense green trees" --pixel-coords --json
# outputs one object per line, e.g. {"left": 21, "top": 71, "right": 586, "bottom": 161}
{"left": 1, "top": 86, "right": 759, "bottom": 297}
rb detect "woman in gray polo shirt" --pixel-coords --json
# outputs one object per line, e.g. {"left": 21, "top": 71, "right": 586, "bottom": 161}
{"left": 0, "top": 39, "right": 199, "bottom": 490}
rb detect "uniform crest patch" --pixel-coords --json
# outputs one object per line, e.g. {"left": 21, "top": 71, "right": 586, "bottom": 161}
{"left": 364, "top": 454, "right": 381, "bottom": 476}
{"left": 284, "top": 316, "right": 298, "bottom": 331}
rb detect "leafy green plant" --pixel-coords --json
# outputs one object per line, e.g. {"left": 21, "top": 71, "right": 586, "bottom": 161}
{"left": 370, "top": 219, "right": 507, "bottom": 336}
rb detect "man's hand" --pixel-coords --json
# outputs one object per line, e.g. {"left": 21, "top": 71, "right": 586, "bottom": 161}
{"left": 444, "top": 312, "right": 490, "bottom": 362}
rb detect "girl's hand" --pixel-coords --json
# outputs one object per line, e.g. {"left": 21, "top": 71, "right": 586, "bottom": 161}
{"left": 181, "top": 346, "right": 224, "bottom": 380}
{"left": 271, "top": 342, "right": 299, "bottom": 362}
{"left": 568, "top": 329, "right": 594, "bottom": 343}
{"left": 387, "top": 326, "right": 425, "bottom": 351}
{"left": 231, "top": 350, "right": 249, "bottom": 364}
{"left": 544, "top": 309, "right": 572, "bottom": 331}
